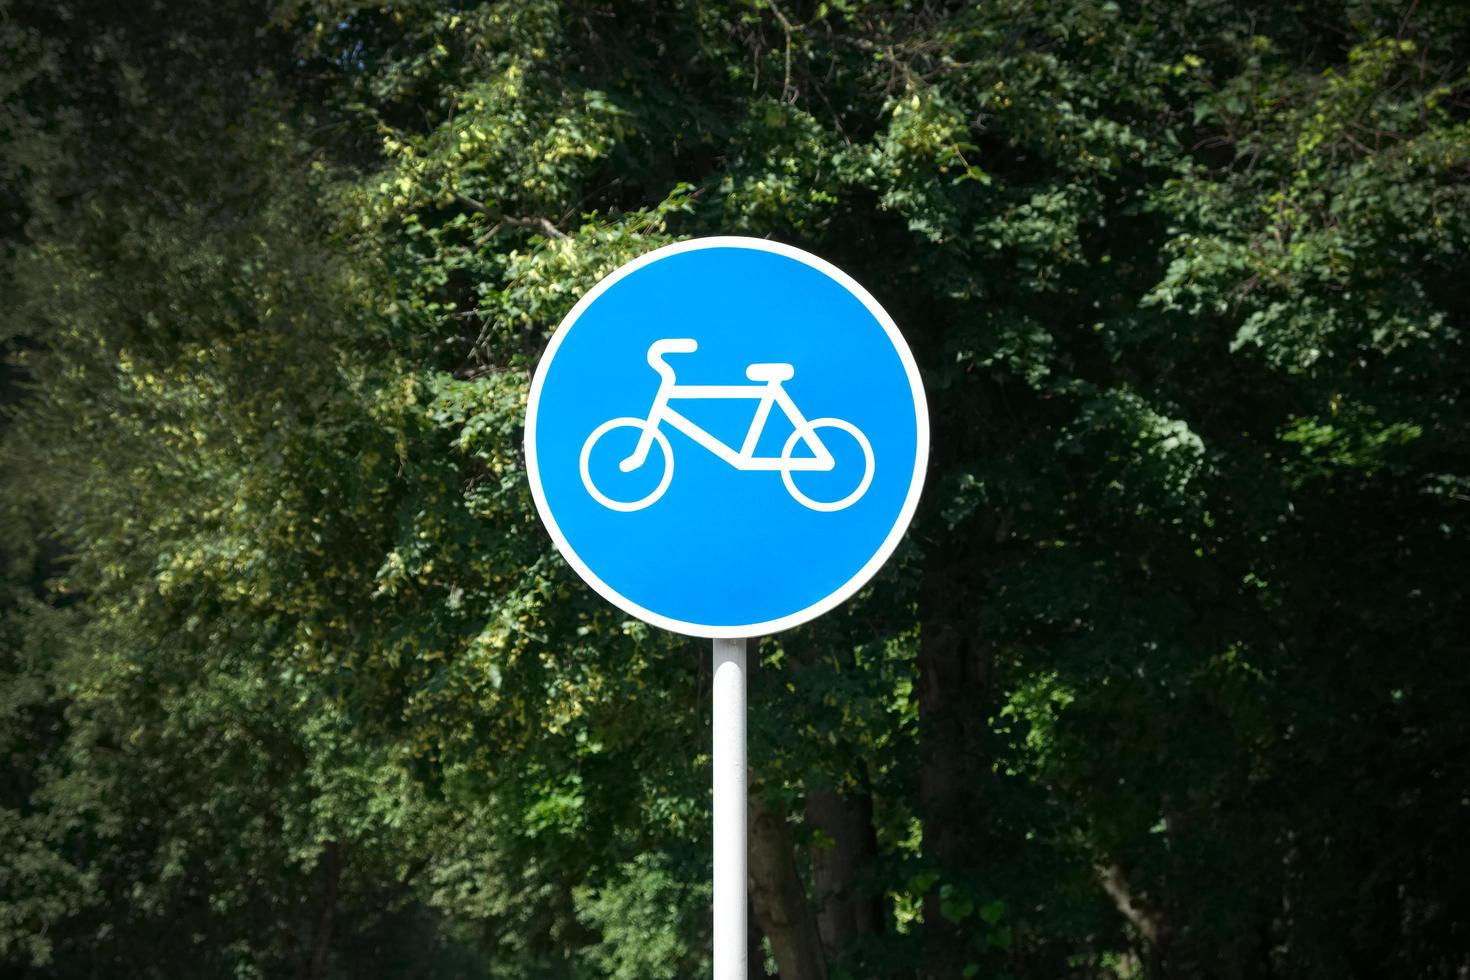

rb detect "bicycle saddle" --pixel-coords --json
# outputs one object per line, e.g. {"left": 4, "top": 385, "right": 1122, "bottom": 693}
{"left": 745, "top": 363, "right": 795, "bottom": 382}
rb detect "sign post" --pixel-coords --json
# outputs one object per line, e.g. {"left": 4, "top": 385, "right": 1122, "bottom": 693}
{"left": 711, "top": 637, "right": 747, "bottom": 979}
{"left": 525, "top": 237, "right": 927, "bottom": 977}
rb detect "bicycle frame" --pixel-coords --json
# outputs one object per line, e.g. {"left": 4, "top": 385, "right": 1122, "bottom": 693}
{"left": 622, "top": 377, "right": 835, "bottom": 473}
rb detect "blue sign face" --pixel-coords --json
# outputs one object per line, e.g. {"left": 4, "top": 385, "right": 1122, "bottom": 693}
{"left": 525, "top": 238, "right": 928, "bottom": 638}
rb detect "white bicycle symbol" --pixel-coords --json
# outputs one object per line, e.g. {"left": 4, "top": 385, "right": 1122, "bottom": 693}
{"left": 580, "top": 338, "right": 875, "bottom": 512}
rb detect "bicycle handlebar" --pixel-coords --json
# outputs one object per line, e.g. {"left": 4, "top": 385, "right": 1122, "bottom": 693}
{"left": 649, "top": 338, "right": 698, "bottom": 357}
{"left": 647, "top": 338, "right": 698, "bottom": 382}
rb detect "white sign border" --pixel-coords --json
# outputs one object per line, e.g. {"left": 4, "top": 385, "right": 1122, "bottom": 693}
{"left": 523, "top": 236, "right": 930, "bottom": 638}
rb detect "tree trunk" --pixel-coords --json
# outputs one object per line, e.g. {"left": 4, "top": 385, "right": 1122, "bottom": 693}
{"left": 917, "top": 555, "right": 992, "bottom": 977}
{"left": 748, "top": 898, "right": 772, "bottom": 977}
{"left": 805, "top": 786, "right": 882, "bottom": 959}
{"left": 748, "top": 792, "right": 828, "bottom": 980}
{"left": 299, "top": 840, "right": 340, "bottom": 980}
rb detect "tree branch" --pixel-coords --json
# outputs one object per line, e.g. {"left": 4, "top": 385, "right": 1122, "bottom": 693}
{"left": 454, "top": 193, "right": 569, "bottom": 240}
{"left": 1096, "top": 862, "right": 1160, "bottom": 945}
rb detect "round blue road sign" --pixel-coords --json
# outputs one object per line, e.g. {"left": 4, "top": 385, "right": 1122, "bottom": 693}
{"left": 525, "top": 237, "right": 928, "bottom": 638}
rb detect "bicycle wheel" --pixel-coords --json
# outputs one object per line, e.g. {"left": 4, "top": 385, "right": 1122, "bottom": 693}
{"left": 781, "top": 418, "right": 874, "bottom": 512}
{"left": 580, "top": 418, "right": 674, "bottom": 511}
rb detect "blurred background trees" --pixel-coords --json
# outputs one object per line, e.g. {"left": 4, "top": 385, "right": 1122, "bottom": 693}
{"left": 2, "top": 1, "right": 1468, "bottom": 977}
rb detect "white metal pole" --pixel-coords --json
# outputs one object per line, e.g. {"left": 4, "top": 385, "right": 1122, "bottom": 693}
{"left": 712, "top": 636, "right": 748, "bottom": 980}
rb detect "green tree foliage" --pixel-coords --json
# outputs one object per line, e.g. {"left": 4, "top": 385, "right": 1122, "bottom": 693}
{"left": 3, "top": 1, "right": 1468, "bottom": 978}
